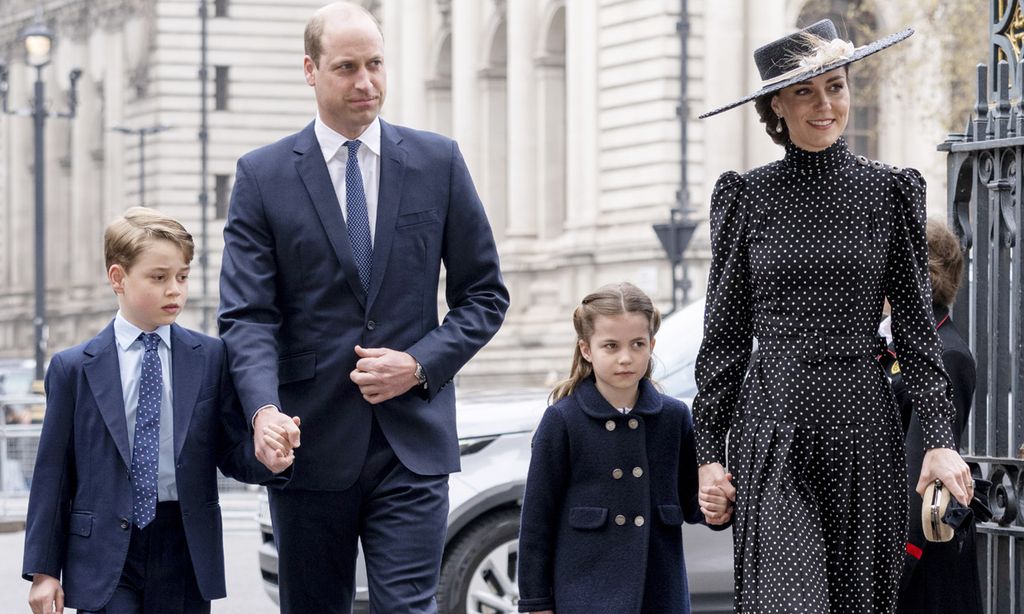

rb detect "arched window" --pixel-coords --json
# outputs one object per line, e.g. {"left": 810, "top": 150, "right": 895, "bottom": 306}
{"left": 797, "top": 0, "right": 880, "bottom": 159}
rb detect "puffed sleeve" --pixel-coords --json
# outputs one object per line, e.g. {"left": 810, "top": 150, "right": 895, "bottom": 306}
{"left": 517, "top": 406, "right": 570, "bottom": 613}
{"left": 692, "top": 171, "right": 754, "bottom": 466}
{"left": 885, "top": 168, "right": 956, "bottom": 450}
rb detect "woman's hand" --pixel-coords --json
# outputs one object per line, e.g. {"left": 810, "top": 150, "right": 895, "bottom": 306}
{"left": 918, "top": 447, "right": 973, "bottom": 506}
{"left": 699, "top": 462, "right": 736, "bottom": 525}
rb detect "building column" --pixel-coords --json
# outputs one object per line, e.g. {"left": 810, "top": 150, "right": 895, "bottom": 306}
{"left": 505, "top": 0, "right": 538, "bottom": 240}
{"left": 565, "top": 0, "right": 597, "bottom": 229}
{"left": 450, "top": 0, "right": 482, "bottom": 178}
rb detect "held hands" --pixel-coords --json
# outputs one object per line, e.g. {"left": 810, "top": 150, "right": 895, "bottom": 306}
{"left": 350, "top": 345, "right": 419, "bottom": 404}
{"left": 918, "top": 447, "right": 974, "bottom": 506}
{"left": 28, "top": 573, "right": 63, "bottom": 614}
{"left": 254, "top": 406, "right": 301, "bottom": 474}
{"left": 698, "top": 462, "right": 737, "bottom": 526}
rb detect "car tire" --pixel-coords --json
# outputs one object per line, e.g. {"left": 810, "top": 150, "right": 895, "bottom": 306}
{"left": 437, "top": 507, "right": 521, "bottom": 614}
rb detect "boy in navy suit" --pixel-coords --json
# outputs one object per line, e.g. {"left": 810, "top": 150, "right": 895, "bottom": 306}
{"left": 22, "top": 207, "right": 293, "bottom": 614}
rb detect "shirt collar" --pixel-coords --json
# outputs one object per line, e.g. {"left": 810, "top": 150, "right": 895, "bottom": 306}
{"left": 114, "top": 311, "right": 172, "bottom": 351}
{"left": 315, "top": 115, "right": 381, "bottom": 162}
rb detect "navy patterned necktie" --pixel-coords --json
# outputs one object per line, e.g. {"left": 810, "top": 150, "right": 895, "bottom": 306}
{"left": 344, "top": 139, "right": 373, "bottom": 293}
{"left": 130, "top": 332, "right": 162, "bottom": 529}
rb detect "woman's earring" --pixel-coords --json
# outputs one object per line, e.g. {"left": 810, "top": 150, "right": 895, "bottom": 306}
{"left": 775, "top": 117, "right": 784, "bottom": 133}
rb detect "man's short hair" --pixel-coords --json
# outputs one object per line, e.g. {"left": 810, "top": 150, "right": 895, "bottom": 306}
{"left": 304, "top": 2, "right": 382, "bottom": 67}
{"left": 104, "top": 206, "right": 195, "bottom": 271}
{"left": 926, "top": 218, "right": 964, "bottom": 307}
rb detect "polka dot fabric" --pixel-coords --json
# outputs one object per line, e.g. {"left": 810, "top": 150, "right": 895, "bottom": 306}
{"left": 691, "top": 137, "right": 957, "bottom": 613}
{"left": 130, "top": 332, "right": 162, "bottom": 529}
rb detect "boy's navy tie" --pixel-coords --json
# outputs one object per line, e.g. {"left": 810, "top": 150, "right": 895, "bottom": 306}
{"left": 130, "top": 332, "right": 162, "bottom": 529}
{"left": 344, "top": 139, "right": 373, "bottom": 293}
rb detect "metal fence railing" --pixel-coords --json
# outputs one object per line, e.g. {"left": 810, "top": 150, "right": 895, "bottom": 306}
{"left": 0, "top": 423, "right": 258, "bottom": 525}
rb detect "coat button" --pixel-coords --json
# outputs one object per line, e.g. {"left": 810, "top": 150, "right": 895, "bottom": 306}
{"left": 611, "top": 468, "right": 623, "bottom": 480}
{"left": 634, "top": 515, "right": 645, "bottom": 527}
{"left": 366, "top": 320, "right": 376, "bottom": 330}
{"left": 627, "top": 418, "right": 639, "bottom": 430}
{"left": 632, "top": 467, "right": 643, "bottom": 478}
{"left": 605, "top": 420, "right": 616, "bottom": 431}
{"left": 614, "top": 514, "right": 626, "bottom": 526}
{"left": 120, "top": 518, "right": 130, "bottom": 530}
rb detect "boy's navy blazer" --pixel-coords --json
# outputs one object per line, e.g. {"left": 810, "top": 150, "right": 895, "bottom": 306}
{"left": 22, "top": 321, "right": 270, "bottom": 611}
{"left": 219, "top": 118, "right": 509, "bottom": 490}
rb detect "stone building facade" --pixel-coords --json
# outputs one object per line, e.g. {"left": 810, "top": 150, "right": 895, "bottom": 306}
{"left": 0, "top": 0, "right": 969, "bottom": 388}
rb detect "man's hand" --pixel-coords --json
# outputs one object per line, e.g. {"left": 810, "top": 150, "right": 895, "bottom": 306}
{"left": 918, "top": 447, "right": 973, "bottom": 506}
{"left": 28, "top": 573, "right": 63, "bottom": 614}
{"left": 698, "top": 462, "right": 736, "bottom": 525}
{"left": 253, "top": 406, "right": 301, "bottom": 474}
{"left": 350, "top": 346, "right": 419, "bottom": 404}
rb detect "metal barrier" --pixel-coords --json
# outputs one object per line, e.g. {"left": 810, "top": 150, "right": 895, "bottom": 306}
{"left": 937, "top": 2, "right": 1024, "bottom": 611}
{"left": 0, "top": 423, "right": 258, "bottom": 525}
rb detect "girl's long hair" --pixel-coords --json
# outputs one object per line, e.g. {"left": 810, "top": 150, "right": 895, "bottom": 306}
{"left": 549, "top": 282, "right": 661, "bottom": 404}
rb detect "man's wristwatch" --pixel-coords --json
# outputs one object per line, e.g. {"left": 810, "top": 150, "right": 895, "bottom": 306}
{"left": 414, "top": 362, "right": 428, "bottom": 388}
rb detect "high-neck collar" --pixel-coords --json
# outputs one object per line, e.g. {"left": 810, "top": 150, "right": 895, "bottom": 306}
{"left": 783, "top": 136, "right": 852, "bottom": 174}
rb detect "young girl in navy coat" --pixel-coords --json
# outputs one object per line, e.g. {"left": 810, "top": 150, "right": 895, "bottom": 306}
{"left": 517, "top": 282, "right": 733, "bottom": 614}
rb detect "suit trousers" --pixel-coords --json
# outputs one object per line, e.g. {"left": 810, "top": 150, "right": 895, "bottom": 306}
{"left": 269, "top": 414, "right": 450, "bottom": 613}
{"left": 78, "top": 501, "right": 208, "bottom": 614}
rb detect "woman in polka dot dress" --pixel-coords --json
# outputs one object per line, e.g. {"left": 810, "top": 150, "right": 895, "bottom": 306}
{"left": 692, "top": 20, "right": 975, "bottom": 613}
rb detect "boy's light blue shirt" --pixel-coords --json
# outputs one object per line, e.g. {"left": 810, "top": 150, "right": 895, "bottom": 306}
{"left": 113, "top": 311, "right": 178, "bottom": 502}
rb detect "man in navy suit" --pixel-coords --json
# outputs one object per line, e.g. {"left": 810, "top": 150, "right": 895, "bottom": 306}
{"left": 218, "top": 2, "right": 509, "bottom": 612}
{"left": 23, "top": 207, "right": 278, "bottom": 614}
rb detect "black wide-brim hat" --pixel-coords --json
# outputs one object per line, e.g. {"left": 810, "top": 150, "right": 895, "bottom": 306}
{"left": 698, "top": 19, "right": 913, "bottom": 119}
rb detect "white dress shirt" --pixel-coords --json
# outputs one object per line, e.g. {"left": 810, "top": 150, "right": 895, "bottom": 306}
{"left": 114, "top": 312, "right": 178, "bottom": 502}
{"left": 315, "top": 115, "right": 382, "bottom": 244}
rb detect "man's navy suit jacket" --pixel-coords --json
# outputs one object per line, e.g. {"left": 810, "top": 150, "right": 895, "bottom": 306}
{"left": 219, "top": 119, "right": 509, "bottom": 490}
{"left": 21, "top": 322, "right": 272, "bottom": 611}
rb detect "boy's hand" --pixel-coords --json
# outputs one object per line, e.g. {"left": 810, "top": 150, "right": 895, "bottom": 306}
{"left": 28, "top": 573, "right": 63, "bottom": 614}
{"left": 254, "top": 407, "right": 301, "bottom": 473}
{"left": 262, "top": 417, "right": 302, "bottom": 462}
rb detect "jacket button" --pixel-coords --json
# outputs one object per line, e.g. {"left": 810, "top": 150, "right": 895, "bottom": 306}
{"left": 611, "top": 468, "right": 623, "bottom": 480}
{"left": 366, "top": 320, "right": 376, "bottom": 330}
{"left": 634, "top": 515, "right": 645, "bottom": 527}
{"left": 627, "top": 418, "right": 639, "bottom": 430}
{"left": 120, "top": 518, "right": 130, "bottom": 530}
{"left": 614, "top": 514, "right": 626, "bottom": 526}
{"left": 632, "top": 467, "right": 643, "bottom": 478}
{"left": 605, "top": 420, "right": 616, "bottom": 431}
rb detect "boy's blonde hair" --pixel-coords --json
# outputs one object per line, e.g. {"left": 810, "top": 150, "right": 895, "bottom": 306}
{"left": 104, "top": 207, "right": 195, "bottom": 271}
{"left": 549, "top": 282, "right": 661, "bottom": 404}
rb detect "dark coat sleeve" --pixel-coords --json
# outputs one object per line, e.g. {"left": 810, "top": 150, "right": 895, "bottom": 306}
{"left": 517, "top": 406, "right": 570, "bottom": 613}
{"left": 693, "top": 171, "right": 753, "bottom": 466}
{"left": 404, "top": 141, "right": 509, "bottom": 397}
{"left": 22, "top": 353, "right": 76, "bottom": 580}
{"left": 884, "top": 169, "right": 956, "bottom": 450}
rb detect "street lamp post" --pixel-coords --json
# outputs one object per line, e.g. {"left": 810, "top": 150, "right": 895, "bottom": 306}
{"left": 112, "top": 124, "right": 172, "bottom": 206}
{"left": 0, "top": 12, "right": 81, "bottom": 381}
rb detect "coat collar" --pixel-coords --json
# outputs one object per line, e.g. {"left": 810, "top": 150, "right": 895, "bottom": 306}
{"left": 293, "top": 118, "right": 406, "bottom": 310}
{"left": 83, "top": 320, "right": 131, "bottom": 469}
{"left": 169, "top": 323, "right": 205, "bottom": 461}
{"left": 572, "top": 376, "right": 663, "bottom": 420}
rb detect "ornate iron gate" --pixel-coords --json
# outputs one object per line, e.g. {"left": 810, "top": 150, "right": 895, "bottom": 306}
{"left": 938, "top": 2, "right": 1024, "bottom": 612}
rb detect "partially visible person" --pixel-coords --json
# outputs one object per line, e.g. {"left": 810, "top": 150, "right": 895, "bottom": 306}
{"left": 517, "top": 283, "right": 732, "bottom": 614}
{"left": 693, "top": 19, "right": 973, "bottom": 612}
{"left": 879, "top": 219, "right": 984, "bottom": 614}
{"left": 23, "top": 207, "right": 287, "bottom": 614}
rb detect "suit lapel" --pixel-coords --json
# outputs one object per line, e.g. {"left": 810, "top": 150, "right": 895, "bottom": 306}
{"left": 170, "top": 324, "right": 204, "bottom": 461}
{"left": 82, "top": 322, "right": 131, "bottom": 469}
{"left": 367, "top": 120, "right": 406, "bottom": 307}
{"left": 294, "top": 122, "right": 367, "bottom": 308}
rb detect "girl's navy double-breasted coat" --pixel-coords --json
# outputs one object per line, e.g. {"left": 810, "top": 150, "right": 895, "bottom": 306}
{"left": 517, "top": 377, "right": 707, "bottom": 613}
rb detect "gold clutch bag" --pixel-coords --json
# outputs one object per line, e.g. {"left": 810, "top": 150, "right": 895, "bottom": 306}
{"left": 922, "top": 480, "right": 954, "bottom": 542}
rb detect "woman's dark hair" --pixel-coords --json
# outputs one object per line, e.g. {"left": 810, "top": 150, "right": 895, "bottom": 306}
{"left": 926, "top": 218, "right": 965, "bottom": 307}
{"left": 755, "top": 94, "right": 789, "bottom": 145}
{"left": 754, "top": 65, "right": 850, "bottom": 146}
